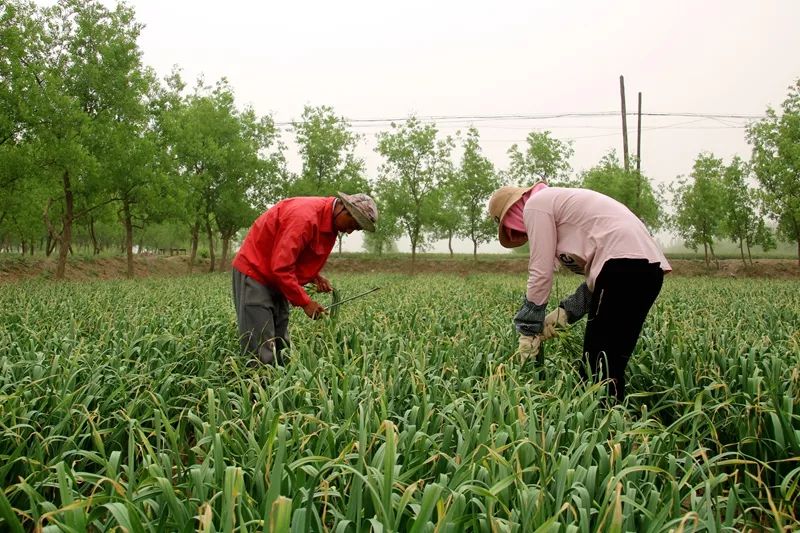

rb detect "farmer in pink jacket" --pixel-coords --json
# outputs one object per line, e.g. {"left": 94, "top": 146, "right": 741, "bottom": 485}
{"left": 488, "top": 182, "right": 671, "bottom": 402}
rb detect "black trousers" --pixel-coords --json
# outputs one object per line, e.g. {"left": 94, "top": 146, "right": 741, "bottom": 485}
{"left": 581, "top": 259, "right": 664, "bottom": 402}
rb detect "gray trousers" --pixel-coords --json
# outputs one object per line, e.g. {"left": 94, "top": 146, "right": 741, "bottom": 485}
{"left": 232, "top": 269, "right": 290, "bottom": 364}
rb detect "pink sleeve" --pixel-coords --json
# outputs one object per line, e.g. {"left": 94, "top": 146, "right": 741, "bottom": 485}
{"left": 524, "top": 208, "right": 557, "bottom": 306}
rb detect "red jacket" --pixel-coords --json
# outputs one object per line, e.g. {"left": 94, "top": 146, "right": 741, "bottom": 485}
{"left": 232, "top": 197, "right": 337, "bottom": 307}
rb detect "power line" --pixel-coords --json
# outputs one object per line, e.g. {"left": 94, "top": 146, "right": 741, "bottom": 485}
{"left": 273, "top": 110, "right": 765, "bottom": 127}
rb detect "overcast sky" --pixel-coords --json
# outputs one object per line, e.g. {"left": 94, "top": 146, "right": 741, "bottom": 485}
{"left": 92, "top": 1, "right": 800, "bottom": 252}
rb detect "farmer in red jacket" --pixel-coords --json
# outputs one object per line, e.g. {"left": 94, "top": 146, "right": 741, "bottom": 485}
{"left": 232, "top": 192, "right": 378, "bottom": 364}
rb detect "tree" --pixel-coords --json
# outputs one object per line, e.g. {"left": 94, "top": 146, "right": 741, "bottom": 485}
{"left": 747, "top": 79, "right": 800, "bottom": 265}
{"left": 361, "top": 196, "right": 399, "bottom": 255}
{"left": 670, "top": 153, "right": 726, "bottom": 268}
{"left": 454, "top": 127, "right": 499, "bottom": 258}
{"left": 581, "top": 150, "right": 662, "bottom": 231}
{"left": 506, "top": 131, "right": 574, "bottom": 186}
{"left": 160, "top": 78, "right": 241, "bottom": 272}
{"left": 375, "top": 117, "right": 453, "bottom": 263}
{"left": 719, "top": 156, "right": 775, "bottom": 266}
{"left": 431, "top": 183, "right": 461, "bottom": 257}
{"left": 87, "top": 39, "right": 161, "bottom": 276}
{"left": 213, "top": 108, "right": 286, "bottom": 270}
{"left": 290, "top": 105, "right": 368, "bottom": 254}
{"left": 13, "top": 0, "right": 146, "bottom": 278}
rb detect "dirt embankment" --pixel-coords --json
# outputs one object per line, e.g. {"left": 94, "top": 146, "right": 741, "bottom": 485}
{"left": 0, "top": 255, "right": 208, "bottom": 283}
{"left": 325, "top": 256, "right": 800, "bottom": 278}
{"left": 1, "top": 254, "right": 798, "bottom": 284}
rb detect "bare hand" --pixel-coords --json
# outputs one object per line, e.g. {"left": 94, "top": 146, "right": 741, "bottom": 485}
{"left": 314, "top": 275, "right": 333, "bottom": 293}
{"left": 303, "top": 300, "right": 327, "bottom": 319}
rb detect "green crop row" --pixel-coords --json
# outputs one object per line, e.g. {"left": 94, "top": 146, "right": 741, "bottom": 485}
{"left": 1, "top": 274, "right": 798, "bottom": 531}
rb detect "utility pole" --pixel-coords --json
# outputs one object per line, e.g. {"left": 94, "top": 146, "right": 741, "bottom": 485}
{"left": 636, "top": 91, "right": 642, "bottom": 211}
{"left": 620, "top": 75, "right": 629, "bottom": 172}
{"left": 636, "top": 92, "right": 642, "bottom": 173}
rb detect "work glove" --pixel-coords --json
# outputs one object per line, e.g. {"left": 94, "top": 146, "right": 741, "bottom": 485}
{"left": 302, "top": 300, "right": 327, "bottom": 320}
{"left": 542, "top": 307, "right": 569, "bottom": 340}
{"left": 517, "top": 335, "right": 542, "bottom": 364}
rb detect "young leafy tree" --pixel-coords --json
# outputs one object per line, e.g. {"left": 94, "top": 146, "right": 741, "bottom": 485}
{"left": 213, "top": 108, "right": 286, "bottom": 270}
{"left": 1, "top": 2, "right": 49, "bottom": 253}
{"left": 431, "top": 182, "right": 462, "bottom": 257}
{"left": 581, "top": 150, "right": 662, "bottom": 231}
{"left": 17, "top": 0, "right": 146, "bottom": 278}
{"left": 670, "top": 153, "right": 726, "bottom": 268}
{"left": 0, "top": 0, "right": 41, "bottom": 156}
{"left": 361, "top": 195, "right": 399, "bottom": 255}
{"left": 291, "top": 105, "right": 366, "bottom": 194}
{"left": 454, "top": 127, "right": 499, "bottom": 258}
{"left": 290, "top": 105, "right": 368, "bottom": 254}
{"left": 720, "top": 156, "right": 775, "bottom": 266}
{"left": 506, "top": 131, "right": 575, "bottom": 186}
{"left": 159, "top": 78, "right": 245, "bottom": 272}
{"left": 375, "top": 117, "right": 454, "bottom": 262}
{"left": 747, "top": 79, "right": 800, "bottom": 265}
{"left": 86, "top": 41, "right": 164, "bottom": 276}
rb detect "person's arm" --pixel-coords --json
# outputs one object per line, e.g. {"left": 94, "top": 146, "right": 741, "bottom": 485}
{"left": 514, "top": 209, "right": 557, "bottom": 336}
{"left": 269, "top": 219, "right": 315, "bottom": 307}
{"left": 313, "top": 274, "right": 333, "bottom": 293}
{"left": 558, "top": 282, "right": 592, "bottom": 323}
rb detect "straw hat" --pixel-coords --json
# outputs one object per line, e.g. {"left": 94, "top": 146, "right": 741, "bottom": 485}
{"left": 487, "top": 185, "right": 536, "bottom": 248}
{"left": 336, "top": 192, "right": 378, "bottom": 232}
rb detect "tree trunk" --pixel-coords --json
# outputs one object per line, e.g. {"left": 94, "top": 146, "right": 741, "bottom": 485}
{"left": 220, "top": 234, "right": 230, "bottom": 271}
{"left": 89, "top": 216, "right": 101, "bottom": 255}
{"left": 188, "top": 220, "right": 199, "bottom": 273}
{"left": 46, "top": 233, "right": 55, "bottom": 256}
{"left": 123, "top": 198, "right": 134, "bottom": 278}
{"left": 708, "top": 242, "right": 719, "bottom": 269}
{"left": 206, "top": 215, "right": 215, "bottom": 273}
{"left": 55, "top": 170, "right": 73, "bottom": 280}
{"left": 739, "top": 238, "right": 746, "bottom": 267}
{"left": 30, "top": 240, "right": 34, "bottom": 255}
{"left": 448, "top": 231, "right": 453, "bottom": 258}
{"left": 21, "top": 240, "right": 27, "bottom": 255}
{"left": 473, "top": 239, "right": 478, "bottom": 260}
{"left": 746, "top": 240, "right": 753, "bottom": 266}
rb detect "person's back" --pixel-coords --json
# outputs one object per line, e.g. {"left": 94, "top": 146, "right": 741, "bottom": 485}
{"left": 525, "top": 187, "right": 670, "bottom": 296}
{"left": 233, "top": 196, "right": 336, "bottom": 299}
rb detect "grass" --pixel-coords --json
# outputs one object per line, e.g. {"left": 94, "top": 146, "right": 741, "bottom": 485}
{"left": 1, "top": 273, "right": 799, "bottom": 531}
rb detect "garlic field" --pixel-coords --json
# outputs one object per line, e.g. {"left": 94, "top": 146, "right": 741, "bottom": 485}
{"left": 1, "top": 273, "right": 799, "bottom": 532}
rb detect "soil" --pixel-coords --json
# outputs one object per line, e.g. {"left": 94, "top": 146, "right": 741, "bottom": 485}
{"left": 1, "top": 254, "right": 798, "bottom": 284}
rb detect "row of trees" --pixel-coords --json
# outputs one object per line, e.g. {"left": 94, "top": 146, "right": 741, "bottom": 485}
{"left": 671, "top": 82, "right": 800, "bottom": 267}
{"left": 2, "top": 1, "right": 798, "bottom": 279}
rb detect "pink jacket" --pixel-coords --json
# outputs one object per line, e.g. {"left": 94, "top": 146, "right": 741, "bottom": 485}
{"left": 521, "top": 187, "right": 671, "bottom": 305}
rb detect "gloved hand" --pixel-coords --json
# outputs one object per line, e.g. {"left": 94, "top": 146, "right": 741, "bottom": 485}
{"left": 542, "top": 307, "right": 569, "bottom": 340}
{"left": 302, "top": 300, "right": 327, "bottom": 319}
{"left": 517, "top": 335, "right": 542, "bottom": 364}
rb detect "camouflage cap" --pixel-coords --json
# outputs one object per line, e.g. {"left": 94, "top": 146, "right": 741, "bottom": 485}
{"left": 336, "top": 192, "right": 378, "bottom": 232}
